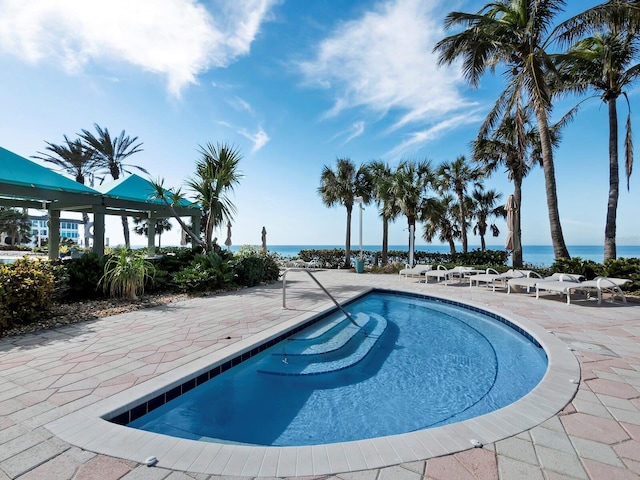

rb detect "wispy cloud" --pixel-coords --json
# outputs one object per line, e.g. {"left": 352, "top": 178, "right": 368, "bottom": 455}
{"left": 344, "top": 121, "right": 365, "bottom": 144}
{"left": 297, "top": 0, "right": 477, "bottom": 153}
{"left": 239, "top": 126, "right": 270, "bottom": 152}
{"left": 227, "top": 96, "right": 255, "bottom": 114}
{"left": 386, "top": 111, "right": 483, "bottom": 159}
{"left": 0, "top": 0, "right": 279, "bottom": 95}
{"left": 330, "top": 121, "right": 366, "bottom": 145}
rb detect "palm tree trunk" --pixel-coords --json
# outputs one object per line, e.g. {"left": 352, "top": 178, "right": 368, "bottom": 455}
{"left": 480, "top": 232, "right": 486, "bottom": 250}
{"left": 344, "top": 206, "right": 352, "bottom": 269}
{"left": 458, "top": 189, "right": 468, "bottom": 253}
{"left": 381, "top": 216, "right": 389, "bottom": 265}
{"left": 205, "top": 213, "right": 215, "bottom": 252}
{"left": 534, "top": 106, "right": 570, "bottom": 259}
{"left": 121, "top": 216, "right": 130, "bottom": 249}
{"left": 513, "top": 177, "right": 524, "bottom": 268}
{"left": 604, "top": 98, "right": 619, "bottom": 260}
{"left": 448, "top": 238, "right": 456, "bottom": 255}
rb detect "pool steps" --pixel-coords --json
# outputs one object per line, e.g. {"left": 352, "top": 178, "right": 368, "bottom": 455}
{"left": 257, "top": 312, "right": 387, "bottom": 376}
{"left": 276, "top": 312, "right": 370, "bottom": 356}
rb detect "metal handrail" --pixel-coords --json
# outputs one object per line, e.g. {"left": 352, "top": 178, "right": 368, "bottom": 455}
{"left": 281, "top": 267, "right": 359, "bottom": 327}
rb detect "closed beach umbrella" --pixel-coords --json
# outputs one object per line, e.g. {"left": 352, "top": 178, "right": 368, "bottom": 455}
{"left": 261, "top": 226, "right": 267, "bottom": 253}
{"left": 224, "top": 221, "right": 232, "bottom": 249}
{"left": 505, "top": 195, "right": 518, "bottom": 251}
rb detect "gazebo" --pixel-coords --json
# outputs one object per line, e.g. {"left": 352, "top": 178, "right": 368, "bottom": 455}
{"left": 0, "top": 146, "right": 201, "bottom": 260}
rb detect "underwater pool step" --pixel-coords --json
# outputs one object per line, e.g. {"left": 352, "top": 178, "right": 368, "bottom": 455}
{"left": 275, "top": 312, "right": 371, "bottom": 357}
{"left": 257, "top": 313, "right": 387, "bottom": 376}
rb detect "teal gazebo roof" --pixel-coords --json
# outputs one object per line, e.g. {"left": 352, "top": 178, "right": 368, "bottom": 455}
{"left": 0, "top": 146, "right": 101, "bottom": 208}
{"left": 0, "top": 146, "right": 100, "bottom": 194}
{"left": 98, "top": 174, "right": 196, "bottom": 209}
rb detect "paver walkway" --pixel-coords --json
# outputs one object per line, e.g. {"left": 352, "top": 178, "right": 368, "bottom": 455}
{"left": 0, "top": 269, "right": 639, "bottom": 479}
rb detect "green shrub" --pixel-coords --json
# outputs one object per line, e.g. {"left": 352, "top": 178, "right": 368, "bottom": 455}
{"left": 550, "top": 257, "right": 603, "bottom": 279}
{"left": 234, "top": 245, "right": 281, "bottom": 283}
{"left": 172, "top": 251, "right": 233, "bottom": 292}
{"left": 61, "top": 253, "right": 105, "bottom": 300}
{"left": 100, "top": 250, "right": 155, "bottom": 300}
{"left": 0, "top": 258, "right": 55, "bottom": 330}
{"left": 454, "top": 249, "right": 509, "bottom": 268}
{"left": 155, "top": 247, "right": 198, "bottom": 273}
{"left": 262, "top": 253, "right": 281, "bottom": 282}
{"left": 299, "top": 249, "right": 347, "bottom": 269}
{"left": 602, "top": 257, "right": 640, "bottom": 293}
{"left": 234, "top": 256, "right": 265, "bottom": 287}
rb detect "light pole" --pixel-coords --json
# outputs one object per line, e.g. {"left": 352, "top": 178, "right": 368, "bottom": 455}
{"left": 354, "top": 196, "right": 364, "bottom": 262}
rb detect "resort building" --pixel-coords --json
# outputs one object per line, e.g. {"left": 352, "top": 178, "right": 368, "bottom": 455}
{"left": 28, "top": 214, "right": 83, "bottom": 246}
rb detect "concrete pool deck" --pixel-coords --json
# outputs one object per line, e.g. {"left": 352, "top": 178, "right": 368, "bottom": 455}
{"left": 1, "top": 269, "right": 639, "bottom": 479}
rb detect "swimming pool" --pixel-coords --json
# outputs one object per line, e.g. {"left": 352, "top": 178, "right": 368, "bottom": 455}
{"left": 127, "top": 291, "right": 547, "bottom": 446}
{"left": 45, "top": 283, "right": 579, "bottom": 477}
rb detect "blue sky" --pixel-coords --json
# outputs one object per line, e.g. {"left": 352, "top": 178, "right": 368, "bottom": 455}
{"left": 1, "top": 0, "right": 638, "bottom": 249}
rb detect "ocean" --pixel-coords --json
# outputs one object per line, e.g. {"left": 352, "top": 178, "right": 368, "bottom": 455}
{"left": 232, "top": 244, "right": 640, "bottom": 267}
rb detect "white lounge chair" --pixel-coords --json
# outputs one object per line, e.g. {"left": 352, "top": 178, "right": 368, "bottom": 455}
{"left": 445, "top": 266, "right": 485, "bottom": 284}
{"left": 398, "top": 264, "right": 432, "bottom": 281}
{"left": 470, "top": 268, "right": 534, "bottom": 291}
{"left": 507, "top": 272, "right": 578, "bottom": 294}
{"left": 534, "top": 274, "right": 585, "bottom": 304}
{"left": 568, "top": 276, "right": 630, "bottom": 305}
{"left": 424, "top": 265, "right": 483, "bottom": 285}
{"left": 424, "top": 265, "right": 450, "bottom": 284}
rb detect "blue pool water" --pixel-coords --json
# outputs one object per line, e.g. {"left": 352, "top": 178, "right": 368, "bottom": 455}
{"left": 128, "top": 291, "right": 547, "bottom": 446}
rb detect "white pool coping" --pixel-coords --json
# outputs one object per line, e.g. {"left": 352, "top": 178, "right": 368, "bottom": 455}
{"left": 45, "top": 289, "right": 579, "bottom": 477}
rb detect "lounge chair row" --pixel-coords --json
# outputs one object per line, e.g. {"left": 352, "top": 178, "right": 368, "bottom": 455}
{"left": 399, "top": 264, "right": 630, "bottom": 305}
{"left": 510, "top": 272, "right": 629, "bottom": 305}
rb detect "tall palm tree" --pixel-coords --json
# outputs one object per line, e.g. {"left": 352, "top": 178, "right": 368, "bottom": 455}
{"left": 318, "top": 158, "right": 371, "bottom": 268}
{"left": 367, "top": 160, "right": 400, "bottom": 265}
{"left": 557, "top": 11, "right": 640, "bottom": 259}
{"left": 80, "top": 123, "right": 146, "bottom": 248}
{"left": 32, "top": 135, "right": 99, "bottom": 247}
{"left": 435, "top": 0, "right": 571, "bottom": 259}
{"left": 389, "top": 160, "right": 433, "bottom": 265}
{"left": 187, "top": 143, "right": 243, "bottom": 252}
{"left": 473, "top": 106, "right": 541, "bottom": 266}
{"left": 421, "top": 195, "right": 461, "bottom": 255}
{"left": 470, "top": 188, "right": 506, "bottom": 250}
{"left": 435, "top": 156, "right": 483, "bottom": 254}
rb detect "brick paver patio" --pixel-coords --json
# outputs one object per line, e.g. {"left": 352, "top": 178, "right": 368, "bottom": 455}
{"left": 1, "top": 269, "right": 639, "bottom": 479}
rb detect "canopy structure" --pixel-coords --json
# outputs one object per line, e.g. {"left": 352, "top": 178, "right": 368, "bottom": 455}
{"left": 0, "top": 146, "right": 201, "bottom": 259}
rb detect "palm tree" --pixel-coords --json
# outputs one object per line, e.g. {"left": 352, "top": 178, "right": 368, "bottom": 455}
{"left": 435, "top": 156, "right": 483, "bottom": 254}
{"left": 389, "top": 160, "right": 433, "bottom": 265}
{"left": 148, "top": 179, "right": 207, "bottom": 251}
{"left": 473, "top": 106, "right": 541, "bottom": 266}
{"left": 187, "top": 143, "right": 243, "bottom": 253}
{"left": 0, "top": 207, "right": 31, "bottom": 246}
{"left": 132, "top": 217, "right": 173, "bottom": 248}
{"left": 80, "top": 123, "right": 146, "bottom": 248}
{"left": 318, "top": 158, "right": 371, "bottom": 268}
{"left": 367, "top": 160, "right": 400, "bottom": 265}
{"left": 470, "top": 188, "right": 506, "bottom": 250}
{"left": 421, "top": 195, "right": 461, "bottom": 255}
{"left": 556, "top": 12, "right": 640, "bottom": 259}
{"left": 435, "top": 0, "right": 571, "bottom": 260}
{"left": 32, "top": 135, "right": 99, "bottom": 247}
